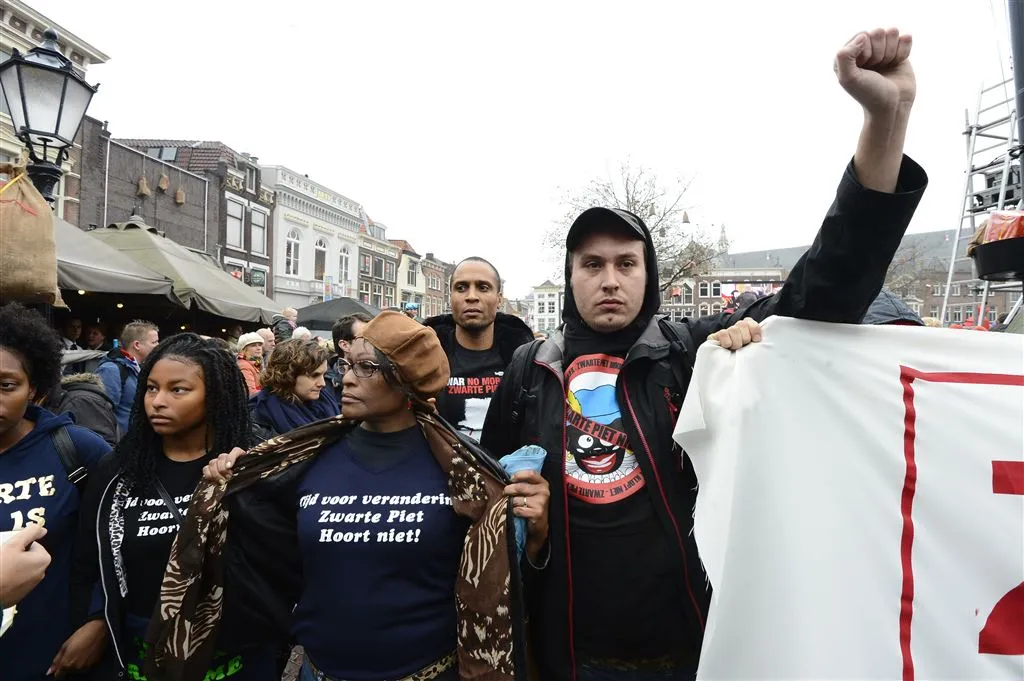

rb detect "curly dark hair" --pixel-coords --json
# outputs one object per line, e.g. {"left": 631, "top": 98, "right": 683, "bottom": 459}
{"left": 260, "top": 339, "right": 330, "bottom": 401}
{"left": 0, "top": 303, "right": 63, "bottom": 401}
{"left": 116, "top": 333, "right": 253, "bottom": 493}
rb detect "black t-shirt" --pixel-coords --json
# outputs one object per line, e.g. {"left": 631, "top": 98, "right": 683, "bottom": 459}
{"left": 122, "top": 455, "right": 207, "bottom": 617}
{"left": 435, "top": 343, "right": 505, "bottom": 441}
{"left": 562, "top": 322, "right": 689, "bottom": 659}
{"left": 121, "top": 455, "right": 277, "bottom": 680}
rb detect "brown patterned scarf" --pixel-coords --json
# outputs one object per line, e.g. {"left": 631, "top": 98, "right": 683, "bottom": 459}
{"left": 144, "top": 412, "right": 518, "bottom": 681}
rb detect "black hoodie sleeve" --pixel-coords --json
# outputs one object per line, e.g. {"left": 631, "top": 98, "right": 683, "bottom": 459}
{"left": 685, "top": 155, "right": 928, "bottom": 346}
{"left": 480, "top": 342, "right": 535, "bottom": 457}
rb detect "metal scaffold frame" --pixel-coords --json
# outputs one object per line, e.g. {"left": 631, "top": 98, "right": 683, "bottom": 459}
{"left": 940, "top": 76, "right": 1024, "bottom": 325}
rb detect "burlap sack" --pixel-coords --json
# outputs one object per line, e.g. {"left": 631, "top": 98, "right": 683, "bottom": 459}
{"left": 0, "top": 163, "right": 65, "bottom": 306}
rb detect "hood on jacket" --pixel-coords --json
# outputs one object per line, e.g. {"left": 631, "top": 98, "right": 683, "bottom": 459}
{"left": 862, "top": 288, "right": 924, "bottom": 326}
{"left": 61, "top": 372, "right": 109, "bottom": 391}
{"left": 561, "top": 207, "right": 661, "bottom": 329}
{"left": 422, "top": 312, "right": 534, "bottom": 364}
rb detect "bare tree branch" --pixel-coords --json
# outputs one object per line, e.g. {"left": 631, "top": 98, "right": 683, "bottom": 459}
{"left": 546, "top": 161, "right": 716, "bottom": 292}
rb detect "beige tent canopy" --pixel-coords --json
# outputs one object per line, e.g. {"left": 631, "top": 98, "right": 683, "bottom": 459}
{"left": 56, "top": 218, "right": 176, "bottom": 298}
{"left": 89, "top": 216, "right": 278, "bottom": 323}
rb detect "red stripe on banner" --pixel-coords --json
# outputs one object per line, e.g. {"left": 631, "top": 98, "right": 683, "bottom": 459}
{"left": 992, "top": 461, "right": 1024, "bottom": 495}
{"left": 899, "top": 368, "right": 919, "bottom": 681}
{"left": 898, "top": 368, "right": 1024, "bottom": 387}
{"left": 895, "top": 367, "right": 1024, "bottom": 677}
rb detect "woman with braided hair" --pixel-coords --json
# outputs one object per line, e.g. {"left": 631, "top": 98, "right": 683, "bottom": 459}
{"left": 63, "top": 333, "right": 276, "bottom": 680}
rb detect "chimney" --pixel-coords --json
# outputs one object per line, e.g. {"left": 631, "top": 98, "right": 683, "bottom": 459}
{"left": 426, "top": 252, "right": 434, "bottom": 260}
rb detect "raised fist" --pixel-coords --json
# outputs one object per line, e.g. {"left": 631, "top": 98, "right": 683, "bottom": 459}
{"left": 835, "top": 28, "right": 915, "bottom": 117}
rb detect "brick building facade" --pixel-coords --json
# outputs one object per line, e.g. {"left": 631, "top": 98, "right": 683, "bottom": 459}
{"left": 77, "top": 119, "right": 212, "bottom": 252}
{"left": 115, "top": 138, "right": 275, "bottom": 297}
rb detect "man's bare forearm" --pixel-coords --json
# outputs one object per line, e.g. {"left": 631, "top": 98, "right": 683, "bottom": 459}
{"left": 853, "top": 103, "right": 912, "bottom": 193}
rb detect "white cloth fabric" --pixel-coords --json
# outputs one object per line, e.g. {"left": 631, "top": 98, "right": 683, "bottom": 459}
{"left": 673, "top": 316, "right": 1024, "bottom": 680}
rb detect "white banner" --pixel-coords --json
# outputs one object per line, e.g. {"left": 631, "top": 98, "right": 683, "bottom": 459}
{"left": 673, "top": 317, "right": 1024, "bottom": 680}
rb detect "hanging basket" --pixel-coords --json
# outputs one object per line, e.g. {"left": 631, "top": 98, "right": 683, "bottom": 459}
{"left": 972, "top": 211, "right": 1024, "bottom": 280}
{"left": 974, "top": 238, "right": 1024, "bottom": 281}
{"left": 137, "top": 175, "right": 152, "bottom": 197}
{"left": 174, "top": 186, "right": 186, "bottom": 205}
{"left": 157, "top": 173, "right": 170, "bottom": 192}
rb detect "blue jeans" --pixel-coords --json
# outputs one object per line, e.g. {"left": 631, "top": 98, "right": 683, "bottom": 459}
{"left": 577, "top": 663, "right": 698, "bottom": 681}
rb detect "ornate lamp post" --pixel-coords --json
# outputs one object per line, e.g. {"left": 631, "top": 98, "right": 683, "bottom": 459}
{"left": 0, "top": 28, "right": 99, "bottom": 206}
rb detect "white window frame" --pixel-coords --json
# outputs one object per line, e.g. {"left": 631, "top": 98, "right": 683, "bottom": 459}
{"left": 385, "top": 261, "right": 396, "bottom": 283}
{"left": 250, "top": 208, "right": 267, "bottom": 255}
{"left": 226, "top": 199, "right": 245, "bottom": 249}
{"left": 385, "top": 286, "right": 395, "bottom": 308}
{"left": 407, "top": 261, "right": 419, "bottom": 287}
{"left": 682, "top": 284, "right": 693, "bottom": 305}
{"left": 373, "top": 257, "right": 385, "bottom": 279}
{"left": 950, "top": 283, "right": 961, "bottom": 297}
{"left": 340, "top": 246, "right": 350, "bottom": 284}
{"left": 711, "top": 281, "right": 722, "bottom": 298}
{"left": 246, "top": 166, "right": 257, "bottom": 192}
{"left": 698, "top": 302, "right": 710, "bottom": 316}
{"left": 314, "top": 237, "right": 328, "bottom": 281}
{"left": 372, "top": 283, "right": 384, "bottom": 308}
{"left": 698, "top": 282, "right": 710, "bottom": 298}
{"left": 285, "top": 229, "right": 301, "bottom": 276}
{"left": 359, "top": 281, "right": 371, "bottom": 303}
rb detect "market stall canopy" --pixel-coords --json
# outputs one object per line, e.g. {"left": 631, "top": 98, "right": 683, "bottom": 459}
{"left": 89, "top": 216, "right": 278, "bottom": 323}
{"left": 55, "top": 218, "right": 176, "bottom": 298}
{"left": 297, "top": 297, "right": 380, "bottom": 330}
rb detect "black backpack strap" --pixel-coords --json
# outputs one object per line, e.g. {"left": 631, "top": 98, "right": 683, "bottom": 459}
{"left": 51, "top": 426, "right": 88, "bottom": 493}
{"left": 508, "top": 339, "right": 544, "bottom": 433}
{"left": 657, "top": 316, "right": 693, "bottom": 398}
{"left": 118, "top": 362, "right": 131, "bottom": 392}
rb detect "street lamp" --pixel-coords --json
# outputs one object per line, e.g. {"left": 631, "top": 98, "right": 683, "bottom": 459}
{"left": 0, "top": 28, "right": 99, "bottom": 206}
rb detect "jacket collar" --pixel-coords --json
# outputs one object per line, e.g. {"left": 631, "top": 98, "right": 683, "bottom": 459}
{"left": 534, "top": 316, "right": 671, "bottom": 374}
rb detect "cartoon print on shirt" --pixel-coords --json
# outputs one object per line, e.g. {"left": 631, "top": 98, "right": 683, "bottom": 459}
{"left": 564, "top": 354, "right": 645, "bottom": 504}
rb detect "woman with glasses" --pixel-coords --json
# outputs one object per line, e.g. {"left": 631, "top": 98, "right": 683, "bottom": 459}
{"left": 146, "top": 312, "right": 551, "bottom": 681}
{"left": 249, "top": 339, "right": 340, "bottom": 442}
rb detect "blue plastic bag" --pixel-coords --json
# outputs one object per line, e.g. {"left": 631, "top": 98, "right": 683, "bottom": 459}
{"left": 499, "top": 445, "right": 548, "bottom": 563}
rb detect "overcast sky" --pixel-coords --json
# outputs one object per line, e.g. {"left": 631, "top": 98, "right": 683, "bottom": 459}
{"left": 32, "top": 0, "right": 1011, "bottom": 297}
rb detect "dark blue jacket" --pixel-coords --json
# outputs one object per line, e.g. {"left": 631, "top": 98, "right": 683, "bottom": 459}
{"left": 95, "top": 353, "right": 140, "bottom": 434}
{"left": 0, "top": 407, "right": 109, "bottom": 681}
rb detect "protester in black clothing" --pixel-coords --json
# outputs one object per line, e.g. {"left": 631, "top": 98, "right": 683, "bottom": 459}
{"left": 65, "top": 334, "right": 274, "bottom": 681}
{"left": 326, "top": 313, "right": 372, "bottom": 400}
{"left": 423, "top": 257, "right": 533, "bottom": 441}
{"left": 481, "top": 28, "right": 929, "bottom": 681}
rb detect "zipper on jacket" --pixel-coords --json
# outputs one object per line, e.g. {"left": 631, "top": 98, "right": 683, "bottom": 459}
{"left": 534, "top": 359, "right": 578, "bottom": 681}
{"left": 622, "top": 384, "right": 706, "bottom": 633}
{"left": 96, "top": 475, "right": 127, "bottom": 670}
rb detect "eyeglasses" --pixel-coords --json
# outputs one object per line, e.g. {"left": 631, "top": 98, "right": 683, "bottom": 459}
{"left": 338, "top": 359, "right": 383, "bottom": 379}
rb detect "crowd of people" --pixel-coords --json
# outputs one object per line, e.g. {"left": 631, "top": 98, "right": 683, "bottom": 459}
{"left": 0, "top": 26, "right": 1011, "bottom": 681}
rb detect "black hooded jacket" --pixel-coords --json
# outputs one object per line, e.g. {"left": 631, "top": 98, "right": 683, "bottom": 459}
{"left": 482, "top": 156, "right": 929, "bottom": 680}
{"left": 423, "top": 313, "right": 534, "bottom": 438}
{"left": 423, "top": 312, "right": 534, "bottom": 365}
{"left": 861, "top": 288, "right": 924, "bottom": 326}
